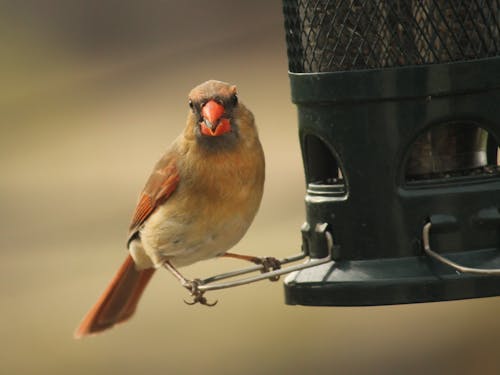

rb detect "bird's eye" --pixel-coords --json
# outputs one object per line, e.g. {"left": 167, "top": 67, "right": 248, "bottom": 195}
{"left": 231, "top": 94, "right": 238, "bottom": 106}
{"left": 188, "top": 99, "right": 194, "bottom": 109}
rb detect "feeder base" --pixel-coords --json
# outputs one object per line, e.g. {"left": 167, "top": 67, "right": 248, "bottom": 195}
{"left": 284, "top": 249, "right": 500, "bottom": 306}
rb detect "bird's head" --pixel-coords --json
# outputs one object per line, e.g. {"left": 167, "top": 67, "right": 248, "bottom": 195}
{"left": 186, "top": 80, "right": 243, "bottom": 145}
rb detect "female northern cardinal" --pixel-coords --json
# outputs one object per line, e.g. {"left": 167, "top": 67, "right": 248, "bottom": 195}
{"left": 74, "top": 80, "right": 278, "bottom": 338}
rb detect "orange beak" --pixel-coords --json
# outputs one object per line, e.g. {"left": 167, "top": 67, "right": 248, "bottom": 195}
{"left": 200, "top": 100, "right": 232, "bottom": 136}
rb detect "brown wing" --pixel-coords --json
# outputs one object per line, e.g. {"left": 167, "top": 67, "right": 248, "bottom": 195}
{"left": 127, "top": 154, "right": 180, "bottom": 242}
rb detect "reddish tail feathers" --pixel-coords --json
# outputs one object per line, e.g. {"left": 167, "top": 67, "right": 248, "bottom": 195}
{"left": 74, "top": 255, "right": 155, "bottom": 338}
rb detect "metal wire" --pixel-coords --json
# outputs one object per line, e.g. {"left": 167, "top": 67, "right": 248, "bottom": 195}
{"left": 422, "top": 222, "right": 500, "bottom": 275}
{"left": 283, "top": 0, "right": 500, "bottom": 72}
{"left": 196, "top": 231, "right": 334, "bottom": 292}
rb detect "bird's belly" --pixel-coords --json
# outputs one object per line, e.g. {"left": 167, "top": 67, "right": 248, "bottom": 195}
{"left": 136, "top": 195, "right": 258, "bottom": 268}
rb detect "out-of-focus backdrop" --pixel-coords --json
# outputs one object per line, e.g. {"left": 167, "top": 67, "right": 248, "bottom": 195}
{"left": 2, "top": 1, "right": 500, "bottom": 374}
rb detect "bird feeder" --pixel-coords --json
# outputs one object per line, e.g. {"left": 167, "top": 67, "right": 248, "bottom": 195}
{"left": 282, "top": 0, "right": 500, "bottom": 305}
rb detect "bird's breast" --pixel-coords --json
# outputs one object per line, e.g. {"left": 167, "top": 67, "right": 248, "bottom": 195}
{"left": 138, "top": 148, "right": 264, "bottom": 267}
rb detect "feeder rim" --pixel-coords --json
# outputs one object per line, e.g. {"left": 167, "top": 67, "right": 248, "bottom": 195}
{"left": 289, "top": 56, "right": 500, "bottom": 104}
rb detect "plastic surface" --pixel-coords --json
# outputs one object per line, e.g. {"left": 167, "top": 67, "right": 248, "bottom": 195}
{"left": 285, "top": 57, "right": 500, "bottom": 306}
{"left": 285, "top": 249, "right": 500, "bottom": 306}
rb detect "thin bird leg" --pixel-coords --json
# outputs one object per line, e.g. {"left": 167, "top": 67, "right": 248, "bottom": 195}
{"left": 222, "top": 252, "right": 282, "bottom": 281}
{"left": 162, "top": 260, "right": 217, "bottom": 306}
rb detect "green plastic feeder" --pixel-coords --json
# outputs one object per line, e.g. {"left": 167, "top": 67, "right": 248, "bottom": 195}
{"left": 282, "top": 0, "right": 500, "bottom": 305}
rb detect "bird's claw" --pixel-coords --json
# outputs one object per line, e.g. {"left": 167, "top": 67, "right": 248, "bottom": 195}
{"left": 184, "top": 294, "right": 218, "bottom": 307}
{"left": 258, "top": 257, "right": 282, "bottom": 282}
{"left": 182, "top": 279, "right": 218, "bottom": 307}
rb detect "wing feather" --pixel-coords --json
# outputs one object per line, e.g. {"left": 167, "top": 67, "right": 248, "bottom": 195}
{"left": 128, "top": 155, "right": 180, "bottom": 240}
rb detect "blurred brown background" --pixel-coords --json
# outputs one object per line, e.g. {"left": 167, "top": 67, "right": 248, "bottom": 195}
{"left": 1, "top": 1, "right": 500, "bottom": 374}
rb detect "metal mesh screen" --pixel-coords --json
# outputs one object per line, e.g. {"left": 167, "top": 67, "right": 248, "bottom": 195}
{"left": 283, "top": 0, "right": 500, "bottom": 73}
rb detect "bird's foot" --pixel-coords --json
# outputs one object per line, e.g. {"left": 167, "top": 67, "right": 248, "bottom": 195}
{"left": 182, "top": 279, "right": 218, "bottom": 307}
{"left": 256, "top": 257, "right": 282, "bottom": 281}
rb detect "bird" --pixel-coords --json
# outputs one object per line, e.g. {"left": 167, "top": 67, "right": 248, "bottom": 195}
{"left": 74, "top": 80, "right": 279, "bottom": 338}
